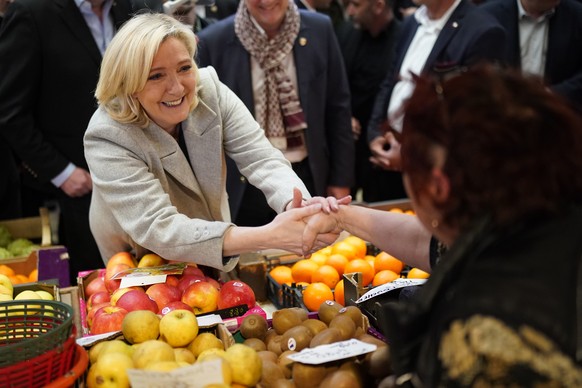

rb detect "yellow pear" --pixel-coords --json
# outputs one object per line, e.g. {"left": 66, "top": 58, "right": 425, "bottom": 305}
{"left": 86, "top": 352, "right": 134, "bottom": 388}
{"left": 188, "top": 332, "right": 223, "bottom": 358}
{"left": 224, "top": 343, "right": 262, "bottom": 386}
{"left": 132, "top": 339, "right": 175, "bottom": 369}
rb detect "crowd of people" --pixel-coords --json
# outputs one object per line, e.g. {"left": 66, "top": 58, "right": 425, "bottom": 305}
{"left": 0, "top": 0, "right": 581, "bottom": 384}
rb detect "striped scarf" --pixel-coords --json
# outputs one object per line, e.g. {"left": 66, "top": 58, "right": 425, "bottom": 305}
{"left": 234, "top": 1, "right": 307, "bottom": 150}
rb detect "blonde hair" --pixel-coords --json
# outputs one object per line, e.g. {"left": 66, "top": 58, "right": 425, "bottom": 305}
{"left": 95, "top": 13, "right": 200, "bottom": 127}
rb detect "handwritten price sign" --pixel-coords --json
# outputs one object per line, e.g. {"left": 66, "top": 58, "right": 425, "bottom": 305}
{"left": 287, "top": 339, "right": 377, "bottom": 365}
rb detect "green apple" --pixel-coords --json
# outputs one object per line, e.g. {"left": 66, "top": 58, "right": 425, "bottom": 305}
{"left": 86, "top": 352, "right": 134, "bottom": 388}
{"left": 0, "top": 274, "right": 13, "bottom": 295}
{"left": 159, "top": 309, "right": 198, "bottom": 347}
{"left": 0, "top": 293, "right": 12, "bottom": 302}
{"left": 132, "top": 339, "right": 175, "bottom": 369}
{"left": 121, "top": 309, "right": 160, "bottom": 345}
{"left": 35, "top": 290, "right": 54, "bottom": 300}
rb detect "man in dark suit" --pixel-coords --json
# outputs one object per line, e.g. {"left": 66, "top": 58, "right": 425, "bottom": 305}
{"left": 0, "top": 0, "right": 142, "bottom": 282}
{"left": 367, "top": 0, "right": 507, "bottom": 173}
{"left": 480, "top": 0, "right": 582, "bottom": 112}
{"left": 196, "top": 0, "right": 354, "bottom": 226}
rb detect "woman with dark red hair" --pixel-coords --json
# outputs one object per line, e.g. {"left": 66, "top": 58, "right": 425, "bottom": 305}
{"left": 303, "top": 66, "right": 582, "bottom": 386}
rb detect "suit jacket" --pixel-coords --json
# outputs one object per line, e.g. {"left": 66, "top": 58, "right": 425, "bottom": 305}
{"left": 368, "top": 0, "right": 507, "bottom": 142}
{"left": 196, "top": 11, "right": 354, "bottom": 218}
{"left": 84, "top": 68, "right": 309, "bottom": 271}
{"left": 480, "top": 0, "right": 582, "bottom": 110}
{"left": 0, "top": 0, "right": 134, "bottom": 187}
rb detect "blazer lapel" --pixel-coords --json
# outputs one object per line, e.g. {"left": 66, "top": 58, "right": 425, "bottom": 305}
{"left": 55, "top": 0, "right": 102, "bottom": 65}
{"left": 183, "top": 100, "right": 224, "bottom": 220}
{"left": 294, "top": 17, "right": 314, "bottom": 115}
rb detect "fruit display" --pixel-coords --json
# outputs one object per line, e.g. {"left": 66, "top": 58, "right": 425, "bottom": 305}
{"left": 82, "top": 252, "right": 257, "bottom": 335}
{"left": 0, "top": 272, "right": 56, "bottom": 302}
{"left": 267, "top": 235, "right": 429, "bottom": 311}
{"left": 0, "top": 225, "right": 40, "bottom": 259}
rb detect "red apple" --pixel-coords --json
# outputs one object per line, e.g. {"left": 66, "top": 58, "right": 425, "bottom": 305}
{"left": 110, "top": 286, "right": 143, "bottom": 306}
{"left": 160, "top": 301, "right": 194, "bottom": 316}
{"left": 106, "top": 251, "right": 137, "bottom": 270}
{"left": 116, "top": 289, "right": 158, "bottom": 313}
{"left": 104, "top": 263, "right": 131, "bottom": 294}
{"left": 87, "top": 302, "right": 111, "bottom": 329}
{"left": 177, "top": 274, "right": 206, "bottom": 294}
{"left": 91, "top": 305, "right": 128, "bottom": 335}
{"left": 165, "top": 275, "right": 180, "bottom": 288}
{"left": 182, "top": 265, "right": 205, "bottom": 278}
{"left": 146, "top": 283, "right": 181, "bottom": 311}
{"left": 205, "top": 276, "right": 221, "bottom": 290}
{"left": 88, "top": 291, "right": 111, "bottom": 309}
{"left": 181, "top": 281, "right": 219, "bottom": 314}
{"left": 217, "top": 280, "right": 256, "bottom": 310}
{"left": 84, "top": 275, "right": 107, "bottom": 298}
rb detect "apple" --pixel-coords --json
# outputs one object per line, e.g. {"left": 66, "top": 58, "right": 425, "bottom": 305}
{"left": 205, "top": 276, "right": 221, "bottom": 290}
{"left": 0, "top": 284, "right": 13, "bottom": 298}
{"left": 104, "top": 263, "right": 131, "bottom": 294}
{"left": 217, "top": 280, "right": 256, "bottom": 310}
{"left": 116, "top": 289, "right": 158, "bottom": 313}
{"left": 181, "top": 281, "right": 219, "bottom": 314}
{"left": 86, "top": 352, "right": 134, "bottom": 388}
{"left": 132, "top": 339, "right": 176, "bottom": 369}
{"left": 0, "top": 274, "right": 14, "bottom": 295}
{"left": 110, "top": 286, "right": 143, "bottom": 306}
{"left": 91, "top": 305, "right": 128, "bottom": 335}
{"left": 87, "top": 291, "right": 110, "bottom": 309}
{"left": 182, "top": 265, "right": 205, "bottom": 278}
{"left": 146, "top": 283, "right": 181, "bottom": 311}
{"left": 84, "top": 275, "right": 107, "bottom": 298}
{"left": 177, "top": 274, "right": 206, "bottom": 294}
{"left": 160, "top": 300, "right": 193, "bottom": 316}
{"left": 165, "top": 275, "right": 180, "bottom": 287}
{"left": 138, "top": 253, "right": 167, "bottom": 268}
{"left": 106, "top": 251, "right": 137, "bottom": 270}
{"left": 159, "top": 309, "right": 199, "bottom": 347}
{"left": 121, "top": 309, "right": 160, "bottom": 344}
{"left": 87, "top": 302, "right": 110, "bottom": 329}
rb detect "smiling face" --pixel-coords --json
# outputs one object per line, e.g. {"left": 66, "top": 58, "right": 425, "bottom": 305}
{"left": 134, "top": 37, "right": 196, "bottom": 134}
{"left": 245, "top": 0, "right": 289, "bottom": 38}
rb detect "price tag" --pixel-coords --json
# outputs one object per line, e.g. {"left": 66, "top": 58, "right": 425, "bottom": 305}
{"left": 287, "top": 339, "right": 377, "bottom": 365}
{"left": 127, "top": 359, "right": 226, "bottom": 387}
{"left": 356, "top": 278, "right": 427, "bottom": 303}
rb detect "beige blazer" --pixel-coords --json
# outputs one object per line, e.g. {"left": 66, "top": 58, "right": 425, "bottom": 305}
{"left": 84, "top": 67, "right": 309, "bottom": 271}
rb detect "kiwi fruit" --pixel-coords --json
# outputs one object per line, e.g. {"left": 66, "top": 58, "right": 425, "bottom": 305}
{"left": 243, "top": 337, "right": 267, "bottom": 352}
{"left": 272, "top": 379, "right": 297, "bottom": 388}
{"left": 278, "top": 350, "right": 297, "bottom": 379}
{"left": 267, "top": 334, "right": 284, "bottom": 356}
{"left": 320, "top": 369, "right": 363, "bottom": 388}
{"left": 257, "top": 350, "right": 279, "bottom": 365}
{"left": 310, "top": 327, "right": 343, "bottom": 347}
{"left": 265, "top": 328, "right": 278, "bottom": 344}
{"left": 239, "top": 313, "right": 269, "bottom": 340}
{"left": 272, "top": 308, "right": 307, "bottom": 335}
{"left": 328, "top": 314, "right": 356, "bottom": 340}
{"left": 292, "top": 362, "right": 330, "bottom": 388}
{"left": 260, "top": 360, "right": 286, "bottom": 388}
{"left": 301, "top": 318, "right": 328, "bottom": 336}
{"left": 337, "top": 305, "right": 363, "bottom": 328}
{"left": 317, "top": 300, "right": 343, "bottom": 325}
{"left": 364, "top": 346, "right": 392, "bottom": 378}
{"left": 356, "top": 333, "right": 388, "bottom": 348}
{"left": 280, "top": 325, "right": 313, "bottom": 352}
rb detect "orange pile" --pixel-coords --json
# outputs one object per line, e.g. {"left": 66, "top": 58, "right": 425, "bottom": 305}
{"left": 0, "top": 264, "right": 38, "bottom": 284}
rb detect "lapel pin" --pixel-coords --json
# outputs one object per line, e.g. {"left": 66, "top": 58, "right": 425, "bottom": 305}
{"left": 452, "top": 22, "right": 459, "bottom": 28}
{"left": 299, "top": 37, "right": 307, "bottom": 46}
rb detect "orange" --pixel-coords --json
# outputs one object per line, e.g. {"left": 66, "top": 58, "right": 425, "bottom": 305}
{"left": 334, "top": 279, "right": 345, "bottom": 306}
{"left": 389, "top": 208, "right": 404, "bottom": 213}
{"left": 326, "top": 253, "right": 348, "bottom": 276}
{"left": 318, "top": 246, "right": 333, "bottom": 256}
{"left": 302, "top": 282, "right": 334, "bottom": 312}
{"left": 291, "top": 259, "right": 319, "bottom": 283}
{"left": 407, "top": 268, "right": 430, "bottom": 279}
{"left": 365, "top": 255, "right": 376, "bottom": 271}
{"left": 15, "top": 274, "right": 29, "bottom": 284}
{"left": 28, "top": 268, "right": 38, "bottom": 282}
{"left": 331, "top": 240, "right": 359, "bottom": 261}
{"left": 374, "top": 252, "right": 404, "bottom": 274}
{"left": 0, "top": 264, "right": 15, "bottom": 277}
{"left": 342, "top": 235, "right": 367, "bottom": 258}
{"left": 373, "top": 270, "right": 399, "bottom": 286}
{"left": 311, "top": 265, "right": 340, "bottom": 289}
{"left": 269, "top": 265, "right": 294, "bottom": 285}
{"left": 309, "top": 252, "right": 328, "bottom": 267}
{"left": 344, "top": 259, "right": 375, "bottom": 286}
{"left": 405, "top": 210, "right": 416, "bottom": 215}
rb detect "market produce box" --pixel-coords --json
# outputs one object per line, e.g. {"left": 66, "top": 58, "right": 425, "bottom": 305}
{"left": 0, "top": 208, "right": 70, "bottom": 286}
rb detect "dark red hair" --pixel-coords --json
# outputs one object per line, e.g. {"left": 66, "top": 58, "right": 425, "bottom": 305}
{"left": 401, "top": 65, "right": 582, "bottom": 231}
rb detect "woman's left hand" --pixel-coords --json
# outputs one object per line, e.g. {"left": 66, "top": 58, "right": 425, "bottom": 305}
{"left": 286, "top": 187, "right": 352, "bottom": 213}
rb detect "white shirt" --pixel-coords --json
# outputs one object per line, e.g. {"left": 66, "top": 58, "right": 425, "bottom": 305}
{"left": 517, "top": 0, "right": 553, "bottom": 77}
{"left": 249, "top": 17, "right": 308, "bottom": 163}
{"left": 387, "top": 0, "right": 461, "bottom": 132}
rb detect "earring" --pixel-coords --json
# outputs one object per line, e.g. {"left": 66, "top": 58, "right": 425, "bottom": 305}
{"left": 431, "top": 219, "right": 439, "bottom": 228}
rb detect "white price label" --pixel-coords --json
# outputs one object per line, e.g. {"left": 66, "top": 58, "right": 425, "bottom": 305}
{"left": 356, "top": 278, "right": 427, "bottom": 303}
{"left": 287, "top": 339, "right": 377, "bottom": 365}
{"left": 127, "top": 359, "right": 226, "bottom": 387}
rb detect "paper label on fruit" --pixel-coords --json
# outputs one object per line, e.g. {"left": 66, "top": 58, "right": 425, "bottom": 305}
{"left": 287, "top": 339, "right": 377, "bottom": 364}
{"left": 356, "top": 278, "right": 427, "bottom": 303}
{"left": 127, "top": 359, "right": 226, "bottom": 386}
